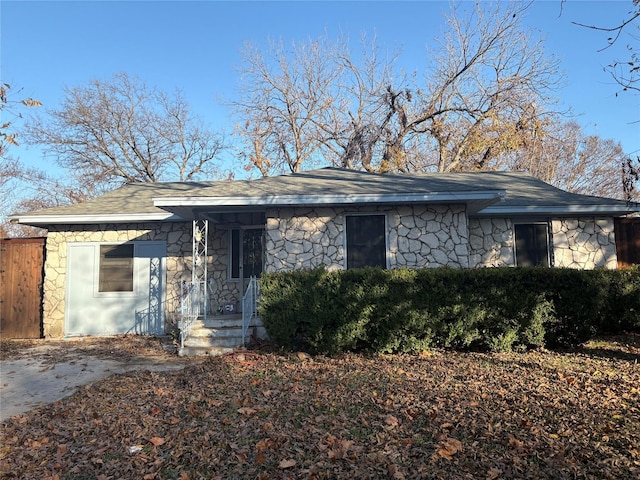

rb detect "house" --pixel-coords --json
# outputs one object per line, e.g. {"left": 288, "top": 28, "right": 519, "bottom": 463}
{"left": 10, "top": 167, "right": 640, "bottom": 352}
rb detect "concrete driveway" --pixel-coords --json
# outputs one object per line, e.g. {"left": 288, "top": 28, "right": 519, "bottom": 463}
{"left": 0, "top": 337, "right": 193, "bottom": 421}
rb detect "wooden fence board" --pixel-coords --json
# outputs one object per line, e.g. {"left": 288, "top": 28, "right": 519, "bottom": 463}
{"left": 0, "top": 237, "right": 45, "bottom": 339}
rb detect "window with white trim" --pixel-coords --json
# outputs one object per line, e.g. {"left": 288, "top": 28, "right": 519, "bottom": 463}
{"left": 98, "top": 244, "right": 134, "bottom": 292}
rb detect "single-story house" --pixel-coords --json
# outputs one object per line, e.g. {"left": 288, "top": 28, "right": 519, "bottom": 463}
{"left": 10, "top": 167, "right": 640, "bottom": 349}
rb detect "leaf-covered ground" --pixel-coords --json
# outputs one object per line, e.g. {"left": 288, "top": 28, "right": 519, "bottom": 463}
{"left": 1, "top": 336, "right": 638, "bottom": 479}
{"left": 0, "top": 335, "right": 178, "bottom": 363}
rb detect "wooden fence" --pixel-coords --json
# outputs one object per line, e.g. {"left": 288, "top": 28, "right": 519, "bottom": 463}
{"left": 615, "top": 218, "right": 640, "bottom": 268}
{"left": 0, "top": 237, "right": 46, "bottom": 339}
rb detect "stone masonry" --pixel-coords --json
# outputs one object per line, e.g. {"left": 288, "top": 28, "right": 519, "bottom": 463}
{"left": 551, "top": 217, "right": 617, "bottom": 269}
{"left": 468, "top": 216, "right": 617, "bottom": 268}
{"left": 468, "top": 218, "right": 515, "bottom": 268}
{"left": 42, "top": 222, "right": 239, "bottom": 338}
{"left": 41, "top": 212, "right": 618, "bottom": 337}
{"left": 264, "top": 204, "right": 470, "bottom": 272}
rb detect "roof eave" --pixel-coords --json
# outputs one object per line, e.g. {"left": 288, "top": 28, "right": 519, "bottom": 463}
{"left": 474, "top": 203, "right": 640, "bottom": 217}
{"left": 10, "top": 212, "right": 183, "bottom": 226}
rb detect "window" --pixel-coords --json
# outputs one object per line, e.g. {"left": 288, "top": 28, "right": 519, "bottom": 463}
{"left": 230, "top": 229, "right": 240, "bottom": 280}
{"left": 514, "top": 224, "right": 549, "bottom": 267}
{"left": 98, "top": 244, "right": 134, "bottom": 292}
{"left": 346, "top": 214, "right": 387, "bottom": 269}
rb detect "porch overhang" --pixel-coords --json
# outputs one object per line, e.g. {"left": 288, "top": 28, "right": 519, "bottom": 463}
{"left": 153, "top": 190, "right": 507, "bottom": 220}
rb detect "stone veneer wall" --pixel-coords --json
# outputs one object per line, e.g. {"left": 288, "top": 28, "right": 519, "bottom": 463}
{"left": 468, "top": 216, "right": 617, "bottom": 269}
{"left": 264, "top": 204, "right": 470, "bottom": 272}
{"left": 468, "top": 218, "right": 515, "bottom": 268}
{"left": 42, "top": 222, "right": 237, "bottom": 338}
{"left": 551, "top": 217, "right": 617, "bottom": 269}
{"left": 42, "top": 213, "right": 617, "bottom": 337}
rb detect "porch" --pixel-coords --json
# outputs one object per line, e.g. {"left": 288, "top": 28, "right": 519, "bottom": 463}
{"left": 176, "top": 217, "right": 268, "bottom": 356}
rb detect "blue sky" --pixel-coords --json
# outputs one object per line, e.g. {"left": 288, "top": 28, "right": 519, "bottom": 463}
{"left": 2, "top": 0, "right": 639, "bottom": 178}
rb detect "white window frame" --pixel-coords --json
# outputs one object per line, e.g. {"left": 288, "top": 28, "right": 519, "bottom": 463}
{"left": 94, "top": 242, "right": 138, "bottom": 298}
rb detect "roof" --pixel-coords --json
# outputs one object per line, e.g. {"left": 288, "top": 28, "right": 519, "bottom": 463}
{"left": 10, "top": 167, "right": 640, "bottom": 226}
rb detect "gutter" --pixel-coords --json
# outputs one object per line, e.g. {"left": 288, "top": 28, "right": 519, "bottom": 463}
{"left": 10, "top": 212, "right": 183, "bottom": 226}
{"left": 153, "top": 190, "right": 507, "bottom": 208}
{"left": 474, "top": 203, "right": 640, "bottom": 216}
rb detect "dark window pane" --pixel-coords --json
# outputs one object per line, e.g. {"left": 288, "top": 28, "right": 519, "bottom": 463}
{"left": 99, "top": 244, "right": 134, "bottom": 292}
{"left": 243, "top": 228, "right": 264, "bottom": 277}
{"left": 346, "top": 215, "right": 386, "bottom": 269}
{"left": 515, "top": 224, "right": 549, "bottom": 267}
{"left": 230, "top": 229, "right": 240, "bottom": 279}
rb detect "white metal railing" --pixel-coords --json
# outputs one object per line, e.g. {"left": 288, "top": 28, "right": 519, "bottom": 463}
{"left": 179, "top": 280, "right": 207, "bottom": 348}
{"left": 241, "top": 276, "right": 259, "bottom": 346}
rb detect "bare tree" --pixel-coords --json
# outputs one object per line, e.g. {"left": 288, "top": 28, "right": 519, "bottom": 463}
{"left": 319, "top": 34, "right": 402, "bottom": 172}
{"left": 1, "top": 162, "right": 98, "bottom": 236}
{"left": 234, "top": 33, "right": 403, "bottom": 175}
{"left": 26, "top": 72, "right": 227, "bottom": 191}
{"left": 0, "top": 83, "right": 41, "bottom": 158}
{"left": 232, "top": 2, "right": 561, "bottom": 176}
{"left": 1, "top": 83, "right": 43, "bottom": 237}
{"left": 571, "top": 0, "right": 640, "bottom": 93}
{"left": 502, "top": 120, "right": 631, "bottom": 199}
{"left": 1, "top": 83, "right": 40, "bottom": 197}
{"left": 232, "top": 37, "right": 347, "bottom": 176}
{"left": 380, "top": 1, "right": 560, "bottom": 173}
{"left": 622, "top": 155, "right": 640, "bottom": 201}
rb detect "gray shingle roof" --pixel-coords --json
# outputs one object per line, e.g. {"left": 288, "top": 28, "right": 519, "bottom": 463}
{"left": 11, "top": 167, "right": 639, "bottom": 225}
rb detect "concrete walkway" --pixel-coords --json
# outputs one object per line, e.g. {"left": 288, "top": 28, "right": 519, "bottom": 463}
{"left": 0, "top": 344, "right": 190, "bottom": 421}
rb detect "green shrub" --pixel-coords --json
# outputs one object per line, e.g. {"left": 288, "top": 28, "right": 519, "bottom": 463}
{"left": 258, "top": 266, "right": 640, "bottom": 355}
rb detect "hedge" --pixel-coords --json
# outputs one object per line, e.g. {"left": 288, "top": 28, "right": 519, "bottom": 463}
{"left": 258, "top": 266, "right": 640, "bottom": 354}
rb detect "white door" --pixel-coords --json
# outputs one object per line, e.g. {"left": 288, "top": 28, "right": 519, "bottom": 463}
{"left": 65, "top": 241, "right": 166, "bottom": 335}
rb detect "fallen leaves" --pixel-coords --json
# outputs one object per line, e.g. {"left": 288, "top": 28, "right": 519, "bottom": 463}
{"left": 435, "top": 437, "right": 463, "bottom": 460}
{"left": 149, "top": 437, "right": 165, "bottom": 446}
{"left": 237, "top": 407, "right": 257, "bottom": 416}
{"left": 319, "top": 435, "right": 359, "bottom": 460}
{"left": 278, "top": 458, "right": 296, "bottom": 469}
{"left": 1, "top": 338, "right": 639, "bottom": 479}
{"left": 384, "top": 414, "right": 400, "bottom": 428}
{"left": 0, "top": 335, "right": 179, "bottom": 362}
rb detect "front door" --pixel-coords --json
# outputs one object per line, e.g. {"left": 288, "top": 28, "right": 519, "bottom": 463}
{"left": 230, "top": 227, "right": 264, "bottom": 302}
{"left": 242, "top": 228, "right": 264, "bottom": 280}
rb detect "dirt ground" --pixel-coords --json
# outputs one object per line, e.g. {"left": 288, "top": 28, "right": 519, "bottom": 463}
{"left": 0, "top": 335, "right": 197, "bottom": 421}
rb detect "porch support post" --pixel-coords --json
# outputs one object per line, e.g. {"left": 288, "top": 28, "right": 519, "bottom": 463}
{"left": 192, "top": 219, "right": 208, "bottom": 321}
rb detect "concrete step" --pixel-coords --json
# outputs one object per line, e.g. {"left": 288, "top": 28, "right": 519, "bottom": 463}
{"left": 193, "top": 314, "right": 263, "bottom": 329}
{"left": 189, "top": 325, "right": 244, "bottom": 339}
{"left": 178, "top": 321, "right": 268, "bottom": 357}
{"left": 185, "top": 334, "right": 242, "bottom": 348}
{"left": 187, "top": 325, "right": 268, "bottom": 342}
{"left": 178, "top": 345, "right": 236, "bottom": 356}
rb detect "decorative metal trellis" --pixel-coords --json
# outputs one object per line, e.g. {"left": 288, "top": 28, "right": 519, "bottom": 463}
{"left": 192, "top": 219, "right": 209, "bottom": 321}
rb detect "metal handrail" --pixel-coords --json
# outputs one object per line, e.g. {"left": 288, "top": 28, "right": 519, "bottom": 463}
{"left": 241, "top": 276, "right": 259, "bottom": 346}
{"left": 179, "top": 280, "right": 207, "bottom": 348}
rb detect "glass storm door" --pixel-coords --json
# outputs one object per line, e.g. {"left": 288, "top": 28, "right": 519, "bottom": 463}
{"left": 231, "top": 227, "right": 264, "bottom": 286}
